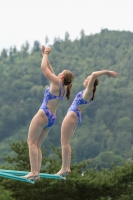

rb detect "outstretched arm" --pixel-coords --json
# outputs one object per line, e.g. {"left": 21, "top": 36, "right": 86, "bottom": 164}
{"left": 47, "top": 60, "right": 55, "bottom": 74}
{"left": 42, "top": 46, "right": 55, "bottom": 74}
{"left": 41, "top": 46, "right": 59, "bottom": 84}
{"left": 91, "top": 70, "right": 118, "bottom": 79}
{"left": 84, "top": 70, "right": 118, "bottom": 99}
{"left": 88, "top": 70, "right": 118, "bottom": 90}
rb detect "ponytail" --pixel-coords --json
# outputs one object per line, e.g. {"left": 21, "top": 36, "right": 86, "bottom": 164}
{"left": 65, "top": 83, "right": 72, "bottom": 100}
{"left": 62, "top": 70, "right": 74, "bottom": 99}
{"left": 64, "top": 79, "right": 71, "bottom": 85}
{"left": 91, "top": 79, "right": 99, "bottom": 101}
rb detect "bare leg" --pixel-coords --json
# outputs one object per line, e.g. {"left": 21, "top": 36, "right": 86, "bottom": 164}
{"left": 67, "top": 126, "right": 77, "bottom": 171}
{"left": 57, "top": 111, "right": 78, "bottom": 175}
{"left": 24, "top": 110, "right": 48, "bottom": 178}
{"left": 37, "top": 128, "right": 51, "bottom": 172}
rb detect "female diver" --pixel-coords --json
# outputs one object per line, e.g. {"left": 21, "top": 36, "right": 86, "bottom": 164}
{"left": 23, "top": 46, "right": 74, "bottom": 180}
{"left": 57, "top": 70, "right": 118, "bottom": 176}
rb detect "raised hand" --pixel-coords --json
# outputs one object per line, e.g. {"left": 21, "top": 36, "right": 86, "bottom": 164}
{"left": 107, "top": 71, "right": 118, "bottom": 78}
{"left": 45, "top": 46, "right": 51, "bottom": 54}
{"left": 42, "top": 45, "right": 45, "bottom": 56}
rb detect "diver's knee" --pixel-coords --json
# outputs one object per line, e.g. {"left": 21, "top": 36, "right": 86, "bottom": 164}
{"left": 61, "top": 138, "right": 70, "bottom": 146}
{"left": 27, "top": 139, "right": 38, "bottom": 147}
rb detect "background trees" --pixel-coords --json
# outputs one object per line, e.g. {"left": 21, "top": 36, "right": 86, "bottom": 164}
{"left": 0, "top": 29, "right": 133, "bottom": 170}
{"left": 1, "top": 141, "right": 133, "bottom": 199}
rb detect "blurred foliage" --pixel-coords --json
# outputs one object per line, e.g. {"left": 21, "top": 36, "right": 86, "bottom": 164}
{"left": 1, "top": 141, "right": 133, "bottom": 199}
{"left": 0, "top": 185, "right": 14, "bottom": 200}
{"left": 0, "top": 29, "right": 133, "bottom": 170}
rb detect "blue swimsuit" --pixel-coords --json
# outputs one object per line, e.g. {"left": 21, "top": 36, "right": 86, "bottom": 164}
{"left": 40, "top": 82, "right": 63, "bottom": 128}
{"left": 68, "top": 90, "right": 91, "bottom": 126}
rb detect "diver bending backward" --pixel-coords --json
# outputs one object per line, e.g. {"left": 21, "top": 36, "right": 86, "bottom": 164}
{"left": 57, "top": 70, "right": 118, "bottom": 176}
{"left": 23, "top": 46, "right": 74, "bottom": 180}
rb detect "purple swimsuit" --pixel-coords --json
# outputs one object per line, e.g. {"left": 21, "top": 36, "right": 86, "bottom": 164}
{"left": 68, "top": 90, "right": 91, "bottom": 125}
{"left": 40, "top": 82, "right": 63, "bottom": 128}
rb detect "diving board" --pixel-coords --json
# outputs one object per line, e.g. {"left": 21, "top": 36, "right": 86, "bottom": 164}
{"left": 0, "top": 171, "right": 34, "bottom": 184}
{"left": 0, "top": 169, "right": 66, "bottom": 183}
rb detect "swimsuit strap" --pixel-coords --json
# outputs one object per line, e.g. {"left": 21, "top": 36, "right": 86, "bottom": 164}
{"left": 80, "top": 90, "right": 91, "bottom": 104}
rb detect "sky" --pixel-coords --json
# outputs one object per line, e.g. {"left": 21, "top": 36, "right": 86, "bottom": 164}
{"left": 0, "top": 0, "right": 133, "bottom": 52}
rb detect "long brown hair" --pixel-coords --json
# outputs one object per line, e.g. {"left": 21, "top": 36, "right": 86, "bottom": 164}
{"left": 63, "top": 70, "right": 74, "bottom": 100}
{"left": 91, "top": 78, "right": 99, "bottom": 101}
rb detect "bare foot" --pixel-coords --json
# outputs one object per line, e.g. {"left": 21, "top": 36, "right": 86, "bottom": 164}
{"left": 22, "top": 173, "right": 40, "bottom": 181}
{"left": 56, "top": 169, "right": 71, "bottom": 177}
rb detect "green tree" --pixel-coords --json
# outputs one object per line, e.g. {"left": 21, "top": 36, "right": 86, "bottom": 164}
{"left": 0, "top": 48, "right": 8, "bottom": 59}
{"left": 1, "top": 141, "right": 133, "bottom": 199}
{"left": 64, "top": 31, "right": 70, "bottom": 41}
{"left": 1, "top": 30, "right": 133, "bottom": 168}
{"left": 0, "top": 186, "right": 14, "bottom": 200}
{"left": 32, "top": 40, "right": 41, "bottom": 52}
